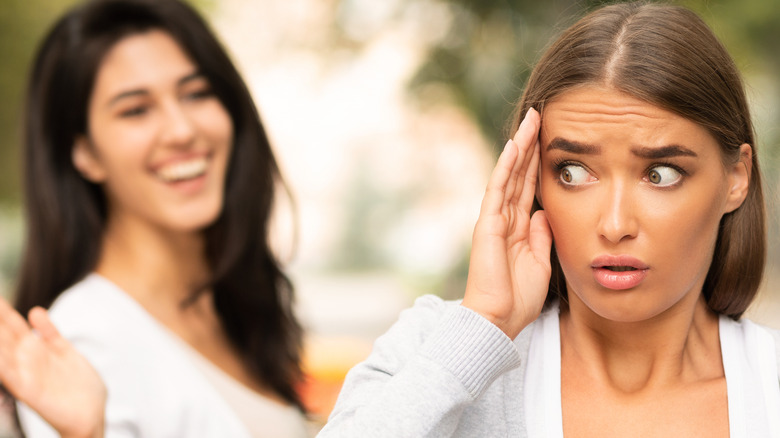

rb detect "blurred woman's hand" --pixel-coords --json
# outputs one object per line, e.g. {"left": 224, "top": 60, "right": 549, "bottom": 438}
{"left": 462, "top": 108, "right": 553, "bottom": 339}
{"left": 0, "top": 299, "right": 105, "bottom": 438}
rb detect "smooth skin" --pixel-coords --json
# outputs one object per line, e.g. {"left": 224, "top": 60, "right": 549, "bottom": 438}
{"left": 463, "top": 85, "right": 751, "bottom": 437}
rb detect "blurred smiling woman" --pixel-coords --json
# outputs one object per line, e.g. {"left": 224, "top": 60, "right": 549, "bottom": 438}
{"left": 3, "top": 0, "right": 308, "bottom": 436}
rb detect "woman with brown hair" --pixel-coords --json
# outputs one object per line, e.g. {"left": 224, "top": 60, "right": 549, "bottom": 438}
{"left": 319, "top": 2, "right": 780, "bottom": 436}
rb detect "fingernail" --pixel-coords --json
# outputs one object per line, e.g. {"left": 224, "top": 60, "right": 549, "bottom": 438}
{"left": 503, "top": 139, "right": 513, "bottom": 154}
{"left": 520, "top": 107, "right": 535, "bottom": 128}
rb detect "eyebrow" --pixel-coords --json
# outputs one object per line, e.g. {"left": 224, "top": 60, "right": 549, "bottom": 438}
{"left": 546, "top": 138, "right": 599, "bottom": 155}
{"left": 107, "top": 71, "right": 206, "bottom": 107}
{"left": 546, "top": 137, "right": 698, "bottom": 158}
{"left": 631, "top": 145, "right": 698, "bottom": 159}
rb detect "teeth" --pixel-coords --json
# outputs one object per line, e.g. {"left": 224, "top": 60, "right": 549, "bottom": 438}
{"left": 606, "top": 266, "right": 637, "bottom": 272}
{"left": 156, "top": 157, "right": 208, "bottom": 182}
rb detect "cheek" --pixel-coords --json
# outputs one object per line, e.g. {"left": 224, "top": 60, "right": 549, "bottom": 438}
{"left": 646, "top": 192, "right": 724, "bottom": 267}
{"left": 539, "top": 184, "right": 585, "bottom": 264}
{"left": 196, "top": 102, "right": 233, "bottom": 151}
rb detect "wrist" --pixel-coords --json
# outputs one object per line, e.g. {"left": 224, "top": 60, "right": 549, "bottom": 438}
{"left": 459, "top": 300, "right": 528, "bottom": 339}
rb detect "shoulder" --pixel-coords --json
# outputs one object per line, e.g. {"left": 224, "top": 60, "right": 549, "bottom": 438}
{"left": 46, "top": 274, "right": 167, "bottom": 371}
{"left": 722, "top": 316, "right": 780, "bottom": 377}
{"left": 41, "top": 275, "right": 252, "bottom": 436}
{"left": 760, "top": 324, "right": 780, "bottom": 375}
{"left": 48, "top": 273, "right": 132, "bottom": 328}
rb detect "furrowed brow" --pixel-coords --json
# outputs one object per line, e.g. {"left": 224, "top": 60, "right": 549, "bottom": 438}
{"left": 631, "top": 145, "right": 698, "bottom": 159}
{"left": 546, "top": 138, "right": 601, "bottom": 155}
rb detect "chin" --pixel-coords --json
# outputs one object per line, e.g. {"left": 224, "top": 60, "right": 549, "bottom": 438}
{"left": 570, "top": 288, "right": 675, "bottom": 324}
{"left": 168, "top": 201, "right": 224, "bottom": 232}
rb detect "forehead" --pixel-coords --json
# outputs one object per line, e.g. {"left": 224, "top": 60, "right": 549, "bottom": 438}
{"left": 91, "top": 30, "right": 197, "bottom": 99}
{"left": 540, "top": 85, "right": 718, "bottom": 153}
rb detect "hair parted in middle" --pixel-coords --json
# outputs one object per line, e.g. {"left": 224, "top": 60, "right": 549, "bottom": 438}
{"left": 512, "top": 1, "right": 764, "bottom": 319}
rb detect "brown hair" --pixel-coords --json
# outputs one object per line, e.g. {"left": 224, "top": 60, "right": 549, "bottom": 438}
{"left": 512, "top": 2, "right": 765, "bottom": 319}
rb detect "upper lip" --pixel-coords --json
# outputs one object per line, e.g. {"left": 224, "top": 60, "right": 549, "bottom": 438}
{"left": 591, "top": 255, "right": 649, "bottom": 270}
{"left": 150, "top": 152, "right": 211, "bottom": 171}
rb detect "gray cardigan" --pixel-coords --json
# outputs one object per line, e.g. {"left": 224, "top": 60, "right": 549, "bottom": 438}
{"left": 318, "top": 295, "right": 780, "bottom": 438}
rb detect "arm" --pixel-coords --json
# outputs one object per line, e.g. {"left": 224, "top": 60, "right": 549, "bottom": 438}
{"left": 0, "top": 299, "right": 105, "bottom": 438}
{"left": 319, "top": 109, "right": 551, "bottom": 437}
{"left": 319, "top": 296, "right": 520, "bottom": 438}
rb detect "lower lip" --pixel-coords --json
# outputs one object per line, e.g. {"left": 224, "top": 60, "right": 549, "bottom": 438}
{"left": 592, "top": 267, "right": 647, "bottom": 290}
{"left": 163, "top": 174, "right": 208, "bottom": 194}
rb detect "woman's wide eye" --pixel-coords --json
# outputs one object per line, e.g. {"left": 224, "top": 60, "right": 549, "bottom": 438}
{"left": 646, "top": 166, "right": 682, "bottom": 187}
{"left": 559, "top": 164, "right": 590, "bottom": 186}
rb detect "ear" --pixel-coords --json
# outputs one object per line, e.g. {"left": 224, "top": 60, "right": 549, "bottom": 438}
{"left": 723, "top": 143, "right": 752, "bottom": 214}
{"left": 72, "top": 136, "right": 107, "bottom": 183}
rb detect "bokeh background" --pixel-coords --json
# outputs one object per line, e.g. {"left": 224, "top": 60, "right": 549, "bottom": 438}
{"left": 0, "top": 0, "right": 778, "bottom": 432}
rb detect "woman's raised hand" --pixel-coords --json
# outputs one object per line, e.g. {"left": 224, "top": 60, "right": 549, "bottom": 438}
{"left": 0, "top": 299, "right": 105, "bottom": 438}
{"left": 462, "top": 108, "right": 553, "bottom": 339}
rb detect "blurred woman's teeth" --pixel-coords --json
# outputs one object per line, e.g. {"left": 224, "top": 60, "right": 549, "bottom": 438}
{"left": 156, "top": 158, "right": 207, "bottom": 182}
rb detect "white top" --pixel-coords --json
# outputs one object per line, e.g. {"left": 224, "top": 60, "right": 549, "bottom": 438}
{"left": 180, "top": 339, "right": 310, "bottom": 438}
{"left": 524, "top": 305, "right": 780, "bottom": 438}
{"left": 17, "top": 274, "right": 309, "bottom": 438}
{"left": 319, "top": 295, "right": 780, "bottom": 437}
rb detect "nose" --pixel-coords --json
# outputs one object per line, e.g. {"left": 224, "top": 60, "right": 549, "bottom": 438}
{"left": 596, "top": 182, "right": 638, "bottom": 244}
{"left": 160, "top": 101, "right": 196, "bottom": 148}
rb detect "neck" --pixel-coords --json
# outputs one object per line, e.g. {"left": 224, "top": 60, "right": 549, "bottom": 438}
{"left": 560, "top": 292, "right": 723, "bottom": 394}
{"left": 95, "top": 213, "right": 210, "bottom": 306}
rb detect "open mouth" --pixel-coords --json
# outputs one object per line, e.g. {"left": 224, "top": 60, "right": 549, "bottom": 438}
{"left": 591, "top": 256, "right": 649, "bottom": 290}
{"left": 155, "top": 157, "right": 208, "bottom": 182}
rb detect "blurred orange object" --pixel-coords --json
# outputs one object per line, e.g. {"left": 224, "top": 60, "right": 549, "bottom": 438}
{"left": 298, "top": 335, "right": 372, "bottom": 422}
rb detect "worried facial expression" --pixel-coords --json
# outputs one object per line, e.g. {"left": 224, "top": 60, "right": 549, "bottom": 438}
{"left": 73, "top": 30, "right": 233, "bottom": 234}
{"left": 538, "top": 85, "right": 750, "bottom": 322}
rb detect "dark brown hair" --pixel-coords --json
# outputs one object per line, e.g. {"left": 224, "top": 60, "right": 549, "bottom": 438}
{"left": 512, "top": 2, "right": 764, "bottom": 319}
{"left": 16, "top": 0, "right": 304, "bottom": 407}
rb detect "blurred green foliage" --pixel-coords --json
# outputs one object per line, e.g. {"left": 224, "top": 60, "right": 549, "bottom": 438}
{"left": 407, "top": 0, "right": 780, "bottom": 148}
{"left": 0, "top": 0, "right": 78, "bottom": 204}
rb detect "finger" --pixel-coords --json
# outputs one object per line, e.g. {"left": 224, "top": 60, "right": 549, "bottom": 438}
{"left": 509, "top": 109, "right": 541, "bottom": 205}
{"left": 529, "top": 210, "right": 553, "bottom": 271}
{"left": 517, "top": 138, "right": 541, "bottom": 212}
{"left": 504, "top": 109, "right": 539, "bottom": 205}
{"left": 479, "top": 138, "right": 518, "bottom": 216}
{"left": 511, "top": 108, "right": 540, "bottom": 158}
{"left": 0, "top": 296, "right": 31, "bottom": 339}
{"left": 29, "top": 307, "right": 67, "bottom": 351}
